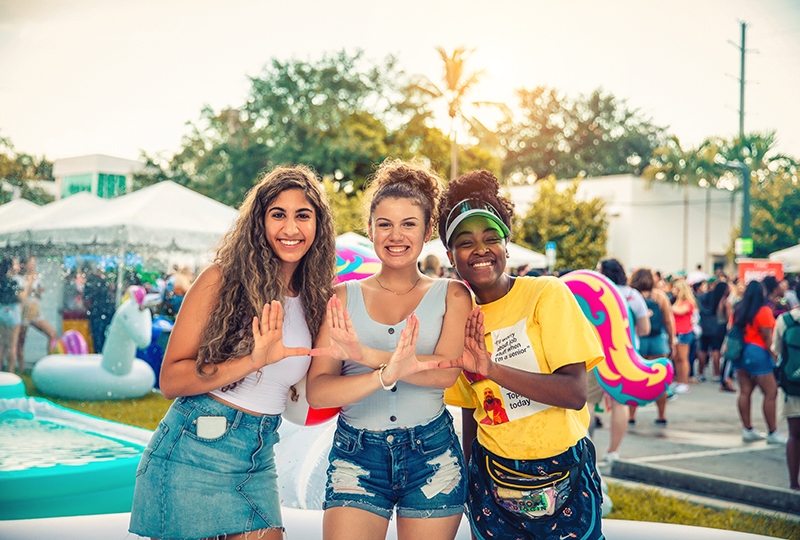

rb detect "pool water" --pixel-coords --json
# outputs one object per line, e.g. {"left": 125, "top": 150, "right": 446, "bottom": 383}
{"left": 0, "top": 415, "right": 142, "bottom": 472}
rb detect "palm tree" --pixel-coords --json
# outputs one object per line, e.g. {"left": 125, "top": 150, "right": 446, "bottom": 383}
{"left": 644, "top": 137, "right": 715, "bottom": 271}
{"left": 411, "top": 47, "right": 485, "bottom": 180}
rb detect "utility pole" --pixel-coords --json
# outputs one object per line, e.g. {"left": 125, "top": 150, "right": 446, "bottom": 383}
{"left": 730, "top": 21, "right": 753, "bottom": 258}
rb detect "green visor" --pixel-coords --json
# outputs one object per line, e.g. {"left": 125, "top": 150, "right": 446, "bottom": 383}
{"left": 444, "top": 198, "right": 510, "bottom": 246}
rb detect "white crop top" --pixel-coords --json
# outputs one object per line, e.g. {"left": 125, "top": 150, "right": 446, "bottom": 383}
{"left": 209, "top": 295, "right": 311, "bottom": 415}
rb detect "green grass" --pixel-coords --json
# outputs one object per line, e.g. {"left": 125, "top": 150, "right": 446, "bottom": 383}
{"left": 606, "top": 483, "right": 798, "bottom": 539}
{"left": 13, "top": 374, "right": 799, "bottom": 538}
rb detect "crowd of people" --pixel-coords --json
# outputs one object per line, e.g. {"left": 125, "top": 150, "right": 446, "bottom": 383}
{"left": 2, "top": 160, "right": 798, "bottom": 539}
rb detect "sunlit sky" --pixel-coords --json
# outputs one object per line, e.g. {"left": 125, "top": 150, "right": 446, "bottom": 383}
{"left": 1, "top": 0, "right": 799, "bottom": 163}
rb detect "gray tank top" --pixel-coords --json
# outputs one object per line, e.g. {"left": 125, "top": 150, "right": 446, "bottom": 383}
{"left": 340, "top": 278, "right": 450, "bottom": 430}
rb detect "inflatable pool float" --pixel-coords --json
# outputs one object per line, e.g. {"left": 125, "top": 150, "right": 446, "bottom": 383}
{"left": 563, "top": 270, "right": 674, "bottom": 406}
{"left": 0, "top": 509, "right": 779, "bottom": 539}
{"left": 0, "top": 397, "right": 151, "bottom": 520}
{"left": 32, "top": 286, "right": 157, "bottom": 400}
{"left": 0, "top": 372, "right": 26, "bottom": 399}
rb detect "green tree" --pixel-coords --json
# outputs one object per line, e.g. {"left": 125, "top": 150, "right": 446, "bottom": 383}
{"left": 323, "top": 178, "right": 366, "bottom": 236}
{"left": 748, "top": 170, "right": 800, "bottom": 258}
{"left": 0, "top": 136, "right": 55, "bottom": 205}
{"left": 501, "top": 87, "right": 666, "bottom": 182}
{"left": 140, "top": 51, "right": 406, "bottom": 206}
{"left": 515, "top": 176, "right": 607, "bottom": 270}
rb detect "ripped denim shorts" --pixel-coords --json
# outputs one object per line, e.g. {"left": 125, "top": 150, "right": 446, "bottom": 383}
{"left": 324, "top": 408, "right": 467, "bottom": 519}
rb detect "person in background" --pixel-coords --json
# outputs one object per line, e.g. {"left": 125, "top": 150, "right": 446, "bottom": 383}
{"left": 772, "top": 301, "right": 800, "bottom": 490}
{"left": 671, "top": 280, "right": 697, "bottom": 394}
{"left": 84, "top": 267, "right": 116, "bottom": 353}
{"left": 420, "top": 253, "right": 443, "bottom": 278}
{"left": 15, "top": 256, "right": 58, "bottom": 362}
{"left": 764, "top": 275, "right": 789, "bottom": 318}
{"left": 629, "top": 268, "right": 675, "bottom": 426}
{"left": 0, "top": 258, "right": 33, "bottom": 373}
{"left": 593, "top": 258, "right": 649, "bottom": 461}
{"left": 734, "top": 280, "right": 787, "bottom": 445}
{"left": 437, "top": 170, "right": 604, "bottom": 540}
{"left": 129, "top": 165, "right": 337, "bottom": 540}
{"left": 697, "top": 281, "right": 732, "bottom": 384}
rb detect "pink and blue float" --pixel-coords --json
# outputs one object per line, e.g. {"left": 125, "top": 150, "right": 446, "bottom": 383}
{"left": 562, "top": 270, "right": 674, "bottom": 406}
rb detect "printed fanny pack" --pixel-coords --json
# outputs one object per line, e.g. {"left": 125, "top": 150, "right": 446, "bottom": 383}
{"left": 480, "top": 442, "right": 588, "bottom": 521}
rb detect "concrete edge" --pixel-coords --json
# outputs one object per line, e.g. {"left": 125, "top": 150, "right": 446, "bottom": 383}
{"left": 610, "top": 459, "right": 800, "bottom": 515}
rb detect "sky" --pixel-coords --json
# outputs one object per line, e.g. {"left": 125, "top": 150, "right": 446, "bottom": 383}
{"left": 1, "top": 0, "right": 799, "bottom": 163}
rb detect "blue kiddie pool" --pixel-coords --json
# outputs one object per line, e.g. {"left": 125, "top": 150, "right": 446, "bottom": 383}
{"left": 0, "top": 393, "right": 152, "bottom": 520}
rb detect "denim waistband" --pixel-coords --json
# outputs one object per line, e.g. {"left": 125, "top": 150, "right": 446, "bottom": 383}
{"left": 337, "top": 408, "right": 452, "bottom": 449}
{"left": 175, "top": 393, "right": 281, "bottom": 432}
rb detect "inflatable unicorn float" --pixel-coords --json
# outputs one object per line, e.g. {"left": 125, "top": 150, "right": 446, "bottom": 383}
{"left": 32, "top": 286, "right": 157, "bottom": 400}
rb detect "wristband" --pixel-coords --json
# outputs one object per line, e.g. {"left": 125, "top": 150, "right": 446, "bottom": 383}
{"left": 378, "top": 364, "right": 396, "bottom": 391}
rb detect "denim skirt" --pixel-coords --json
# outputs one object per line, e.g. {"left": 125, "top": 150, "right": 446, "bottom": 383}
{"left": 736, "top": 343, "right": 775, "bottom": 377}
{"left": 324, "top": 408, "right": 467, "bottom": 519}
{"left": 129, "top": 394, "right": 283, "bottom": 539}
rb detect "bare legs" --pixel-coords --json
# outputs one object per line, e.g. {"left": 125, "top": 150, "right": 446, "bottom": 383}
{"left": 674, "top": 343, "right": 690, "bottom": 385}
{"left": 607, "top": 398, "right": 629, "bottom": 455}
{"left": 16, "top": 320, "right": 59, "bottom": 369}
{"left": 323, "top": 507, "right": 461, "bottom": 540}
{"left": 736, "top": 369, "right": 779, "bottom": 433}
{"left": 0, "top": 324, "right": 21, "bottom": 372}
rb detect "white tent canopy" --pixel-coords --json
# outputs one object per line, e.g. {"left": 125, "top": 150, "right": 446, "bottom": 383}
{"left": 419, "top": 239, "right": 547, "bottom": 269}
{"left": 0, "top": 182, "right": 238, "bottom": 254}
{"left": 769, "top": 244, "right": 800, "bottom": 272}
{"left": 0, "top": 198, "right": 44, "bottom": 224}
{"left": 0, "top": 182, "right": 240, "bottom": 303}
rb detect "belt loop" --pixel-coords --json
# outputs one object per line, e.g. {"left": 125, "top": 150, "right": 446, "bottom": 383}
{"left": 232, "top": 410, "right": 242, "bottom": 429}
{"left": 356, "top": 428, "right": 364, "bottom": 450}
{"left": 409, "top": 425, "right": 417, "bottom": 450}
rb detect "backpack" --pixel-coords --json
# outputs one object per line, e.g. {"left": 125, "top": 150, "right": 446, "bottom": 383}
{"left": 699, "top": 293, "right": 720, "bottom": 336}
{"left": 723, "top": 325, "right": 745, "bottom": 362}
{"left": 777, "top": 312, "right": 800, "bottom": 397}
{"left": 645, "top": 297, "right": 663, "bottom": 337}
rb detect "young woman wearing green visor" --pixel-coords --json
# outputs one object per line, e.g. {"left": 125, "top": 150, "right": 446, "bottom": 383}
{"left": 436, "top": 170, "right": 605, "bottom": 540}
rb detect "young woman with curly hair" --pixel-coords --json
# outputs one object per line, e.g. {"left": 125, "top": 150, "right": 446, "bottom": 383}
{"left": 306, "top": 158, "right": 473, "bottom": 540}
{"left": 436, "top": 170, "right": 605, "bottom": 540}
{"left": 130, "top": 165, "right": 336, "bottom": 540}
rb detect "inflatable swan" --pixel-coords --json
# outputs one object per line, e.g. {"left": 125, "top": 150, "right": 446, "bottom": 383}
{"left": 32, "top": 286, "right": 156, "bottom": 400}
{"left": 562, "top": 270, "right": 674, "bottom": 406}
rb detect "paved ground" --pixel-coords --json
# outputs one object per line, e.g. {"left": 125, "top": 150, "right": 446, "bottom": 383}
{"left": 589, "top": 378, "right": 800, "bottom": 516}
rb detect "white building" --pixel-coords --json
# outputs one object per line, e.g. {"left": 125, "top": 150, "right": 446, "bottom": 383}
{"left": 505, "top": 174, "right": 742, "bottom": 275}
{"left": 51, "top": 154, "right": 143, "bottom": 200}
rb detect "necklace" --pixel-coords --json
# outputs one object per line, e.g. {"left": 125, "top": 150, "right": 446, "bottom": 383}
{"left": 374, "top": 274, "right": 422, "bottom": 296}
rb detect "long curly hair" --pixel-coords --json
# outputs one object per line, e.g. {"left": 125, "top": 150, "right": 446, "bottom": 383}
{"left": 363, "top": 158, "right": 442, "bottom": 232}
{"left": 197, "top": 165, "right": 336, "bottom": 376}
{"left": 436, "top": 170, "right": 515, "bottom": 247}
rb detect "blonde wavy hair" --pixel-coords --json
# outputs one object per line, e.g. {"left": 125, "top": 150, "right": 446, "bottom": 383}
{"left": 197, "top": 165, "right": 336, "bottom": 376}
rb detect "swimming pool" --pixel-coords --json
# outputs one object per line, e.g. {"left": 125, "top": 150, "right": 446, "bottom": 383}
{"left": 0, "top": 397, "right": 152, "bottom": 520}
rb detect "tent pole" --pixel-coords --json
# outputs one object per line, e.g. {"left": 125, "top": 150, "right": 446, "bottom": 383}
{"left": 115, "top": 243, "right": 125, "bottom": 306}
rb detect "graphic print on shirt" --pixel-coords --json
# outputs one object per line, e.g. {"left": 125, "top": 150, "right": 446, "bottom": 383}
{"left": 487, "top": 318, "right": 551, "bottom": 422}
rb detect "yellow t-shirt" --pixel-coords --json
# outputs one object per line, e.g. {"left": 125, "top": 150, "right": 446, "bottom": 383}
{"left": 445, "top": 276, "right": 604, "bottom": 459}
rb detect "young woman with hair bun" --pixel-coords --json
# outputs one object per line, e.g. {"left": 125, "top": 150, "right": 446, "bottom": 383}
{"left": 307, "top": 158, "right": 472, "bottom": 540}
{"left": 130, "top": 165, "right": 337, "bottom": 540}
{"left": 436, "top": 170, "right": 605, "bottom": 540}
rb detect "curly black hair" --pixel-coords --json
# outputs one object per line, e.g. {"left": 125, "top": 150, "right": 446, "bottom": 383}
{"left": 436, "top": 170, "right": 514, "bottom": 248}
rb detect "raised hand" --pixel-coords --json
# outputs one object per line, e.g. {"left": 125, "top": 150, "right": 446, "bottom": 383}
{"left": 251, "top": 300, "right": 311, "bottom": 368}
{"left": 381, "top": 313, "right": 440, "bottom": 386}
{"left": 438, "top": 306, "right": 494, "bottom": 377}
{"left": 309, "top": 296, "right": 364, "bottom": 362}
